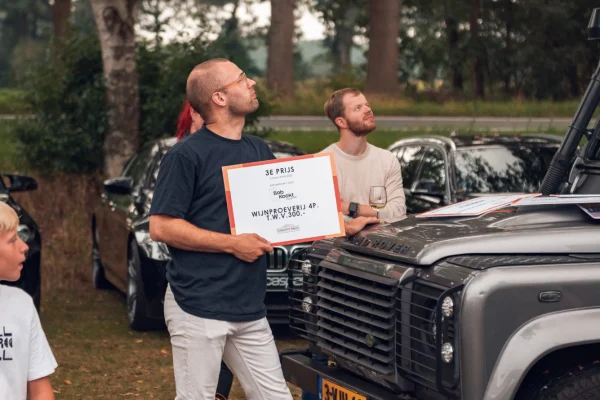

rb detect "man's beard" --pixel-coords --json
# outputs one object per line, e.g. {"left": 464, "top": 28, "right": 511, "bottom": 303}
{"left": 347, "top": 117, "right": 376, "bottom": 136}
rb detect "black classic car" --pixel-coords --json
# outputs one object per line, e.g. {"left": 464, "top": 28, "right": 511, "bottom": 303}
{"left": 92, "top": 137, "right": 308, "bottom": 331}
{"left": 0, "top": 173, "right": 42, "bottom": 309}
{"left": 387, "top": 134, "right": 562, "bottom": 214}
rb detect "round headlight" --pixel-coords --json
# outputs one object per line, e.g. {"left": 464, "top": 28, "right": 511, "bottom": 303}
{"left": 302, "top": 296, "right": 313, "bottom": 313}
{"left": 441, "top": 342, "right": 454, "bottom": 363}
{"left": 301, "top": 260, "right": 312, "bottom": 275}
{"left": 442, "top": 296, "right": 454, "bottom": 318}
{"left": 17, "top": 224, "right": 32, "bottom": 243}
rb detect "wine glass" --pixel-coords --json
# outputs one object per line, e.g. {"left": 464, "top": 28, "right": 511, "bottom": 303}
{"left": 369, "top": 186, "right": 387, "bottom": 210}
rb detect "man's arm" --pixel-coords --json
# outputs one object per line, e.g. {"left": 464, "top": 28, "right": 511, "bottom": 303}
{"left": 27, "top": 376, "right": 55, "bottom": 400}
{"left": 345, "top": 216, "right": 380, "bottom": 236}
{"left": 340, "top": 201, "right": 377, "bottom": 218}
{"left": 149, "top": 214, "right": 273, "bottom": 263}
{"left": 378, "top": 155, "right": 406, "bottom": 221}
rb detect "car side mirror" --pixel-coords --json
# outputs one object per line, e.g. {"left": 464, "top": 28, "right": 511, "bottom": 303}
{"left": 4, "top": 174, "right": 38, "bottom": 193}
{"left": 103, "top": 177, "right": 133, "bottom": 195}
{"left": 410, "top": 179, "right": 443, "bottom": 196}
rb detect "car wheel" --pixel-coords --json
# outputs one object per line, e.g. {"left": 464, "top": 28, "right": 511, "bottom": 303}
{"left": 525, "top": 364, "right": 600, "bottom": 400}
{"left": 127, "top": 241, "right": 155, "bottom": 331}
{"left": 92, "top": 225, "right": 110, "bottom": 289}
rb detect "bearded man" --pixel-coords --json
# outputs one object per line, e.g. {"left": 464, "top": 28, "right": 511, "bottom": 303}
{"left": 321, "top": 88, "right": 407, "bottom": 223}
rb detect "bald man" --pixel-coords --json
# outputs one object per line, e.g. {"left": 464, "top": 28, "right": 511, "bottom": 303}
{"left": 149, "top": 59, "right": 291, "bottom": 400}
{"left": 149, "top": 59, "right": 376, "bottom": 400}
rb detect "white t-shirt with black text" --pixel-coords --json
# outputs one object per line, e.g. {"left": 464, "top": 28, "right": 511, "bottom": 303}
{"left": 0, "top": 285, "right": 57, "bottom": 400}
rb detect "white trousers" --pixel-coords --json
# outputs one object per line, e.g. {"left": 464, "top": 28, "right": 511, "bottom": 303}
{"left": 164, "top": 285, "right": 292, "bottom": 400}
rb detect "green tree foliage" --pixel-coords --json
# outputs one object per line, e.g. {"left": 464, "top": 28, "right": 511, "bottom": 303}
{"left": 13, "top": 25, "right": 272, "bottom": 173}
{"left": 0, "top": 0, "right": 52, "bottom": 86}
{"left": 14, "top": 32, "right": 108, "bottom": 174}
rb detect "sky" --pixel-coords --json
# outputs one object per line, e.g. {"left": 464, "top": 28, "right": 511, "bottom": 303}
{"left": 238, "top": 2, "right": 326, "bottom": 41}
{"left": 149, "top": 1, "right": 328, "bottom": 43}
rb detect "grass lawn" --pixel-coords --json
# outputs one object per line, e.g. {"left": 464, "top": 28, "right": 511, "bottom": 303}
{"left": 0, "top": 87, "right": 589, "bottom": 118}
{"left": 42, "top": 287, "right": 306, "bottom": 399}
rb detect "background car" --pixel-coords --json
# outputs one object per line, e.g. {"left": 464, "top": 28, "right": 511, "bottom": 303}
{"left": 91, "top": 137, "right": 308, "bottom": 331}
{"left": 0, "top": 173, "right": 42, "bottom": 309}
{"left": 387, "top": 134, "right": 563, "bottom": 214}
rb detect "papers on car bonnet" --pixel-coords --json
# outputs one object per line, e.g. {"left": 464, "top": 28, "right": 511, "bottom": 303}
{"left": 416, "top": 194, "right": 534, "bottom": 218}
{"left": 515, "top": 194, "right": 600, "bottom": 206}
{"left": 417, "top": 194, "right": 600, "bottom": 218}
{"left": 515, "top": 195, "right": 600, "bottom": 220}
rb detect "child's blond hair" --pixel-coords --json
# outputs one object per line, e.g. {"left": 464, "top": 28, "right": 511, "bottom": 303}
{"left": 0, "top": 202, "right": 18, "bottom": 234}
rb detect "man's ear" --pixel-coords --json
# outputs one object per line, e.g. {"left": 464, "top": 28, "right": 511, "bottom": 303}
{"left": 335, "top": 117, "right": 348, "bottom": 129}
{"left": 211, "top": 91, "right": 227, "bottom": 107}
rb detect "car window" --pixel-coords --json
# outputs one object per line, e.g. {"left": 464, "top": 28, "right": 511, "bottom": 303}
{"left": 414, "top": 147, "right": 446, "bottom": 194}
{"left": 397, "top": 145, "right": 425, "bottom": 188}
{"left": 122, "top": 143, "right": 155, "bottom": 192}
{"left": 455, "top": 145, "right": 556, "bottom": 193}
{"left": 390, "top": 146, "right": 404, "bottom": 160}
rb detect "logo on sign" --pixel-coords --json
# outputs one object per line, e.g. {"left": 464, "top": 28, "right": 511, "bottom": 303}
{"left": 277, "top": 224, "right": 300, "bottom": 234}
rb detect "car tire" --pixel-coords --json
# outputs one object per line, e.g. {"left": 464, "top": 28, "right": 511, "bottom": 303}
{"left": 92, "top": 225, "right": 110, "bottom": 289}
{"left": 524, "top": 364, "right": 600, "bottom": 400}
{"left": 127, "top": 241, "right": 155, "bottom": 331}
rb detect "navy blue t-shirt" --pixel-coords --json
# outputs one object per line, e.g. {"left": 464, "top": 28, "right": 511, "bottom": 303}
{"left": 150, "top": 126, "right": 275, "bottom": 322}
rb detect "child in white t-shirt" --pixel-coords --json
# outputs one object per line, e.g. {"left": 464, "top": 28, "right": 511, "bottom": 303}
{"left": 0, "top": 202, "right": 57, "bottom": 400}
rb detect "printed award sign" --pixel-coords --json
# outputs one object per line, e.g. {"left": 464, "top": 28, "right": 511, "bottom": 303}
{"left": 222, "top": 153, "right": 345, "bottom": 246}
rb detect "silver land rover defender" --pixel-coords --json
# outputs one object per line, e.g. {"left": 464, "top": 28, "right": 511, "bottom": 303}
{"left": 281, "top": 9, "right": 600, "bottom": 400}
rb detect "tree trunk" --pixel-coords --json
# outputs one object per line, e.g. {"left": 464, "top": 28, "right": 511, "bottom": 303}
{"left": 445, "top": 15, "right": 463, "bottom": 91}
{"left": 470, "top": 0, "right": 485, "bottom": 99}
{"left": 267, "top": 0, "right": 295, "bottom": 98}
{"left": 53, "top": 0, "right": 72, "bottom": 43}
{"left": 334, "top": 3, "right": 359, "bottom": 71}
{"left": 336, "top": 24, "right": 353, "bottom": 70}
{"left": 365, "top": 0, "right": 399, "bottom": 96}
{"left": 91, "top": 0, "right": 140, "bottom": 177}
{"left": 503, "top": 0, "right": 512, "bottom": 94}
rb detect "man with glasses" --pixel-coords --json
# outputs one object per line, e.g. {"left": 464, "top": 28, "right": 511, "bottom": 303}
{"left": 149, "top": 59, "right": 290, "bottom": 400}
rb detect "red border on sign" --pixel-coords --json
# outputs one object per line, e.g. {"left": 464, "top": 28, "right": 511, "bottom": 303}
{"left": 222, "top": 153, "right": 345, "bottom": 246}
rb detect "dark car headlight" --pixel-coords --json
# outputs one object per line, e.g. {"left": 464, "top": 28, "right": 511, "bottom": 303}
{"left": 17, "top": 224, "right": 33, "bottom": 243}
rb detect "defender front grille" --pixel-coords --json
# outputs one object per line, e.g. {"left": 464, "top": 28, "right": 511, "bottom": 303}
{"left": 396, "top": 277, "right": 462, "bottom": 398}
{"left": 316, "top": 261, "right": 398, "bottom": 375}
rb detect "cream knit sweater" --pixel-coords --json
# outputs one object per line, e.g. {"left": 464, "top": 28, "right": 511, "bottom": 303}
{"left": 321, "top": 143, "right": 407, "bottom": 222}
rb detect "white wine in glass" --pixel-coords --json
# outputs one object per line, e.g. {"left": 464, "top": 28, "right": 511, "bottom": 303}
{"left": 369, "top": 186, "right": 387, "bottom": 209}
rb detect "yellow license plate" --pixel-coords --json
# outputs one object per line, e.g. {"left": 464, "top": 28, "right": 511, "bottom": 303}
{"left": 320, "top": 377, "right": 367, "bottom": 400}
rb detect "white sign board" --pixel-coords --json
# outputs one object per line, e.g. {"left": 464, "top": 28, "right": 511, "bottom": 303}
{"left": 223, "top": 153, "right": 345, "bottom": 246}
